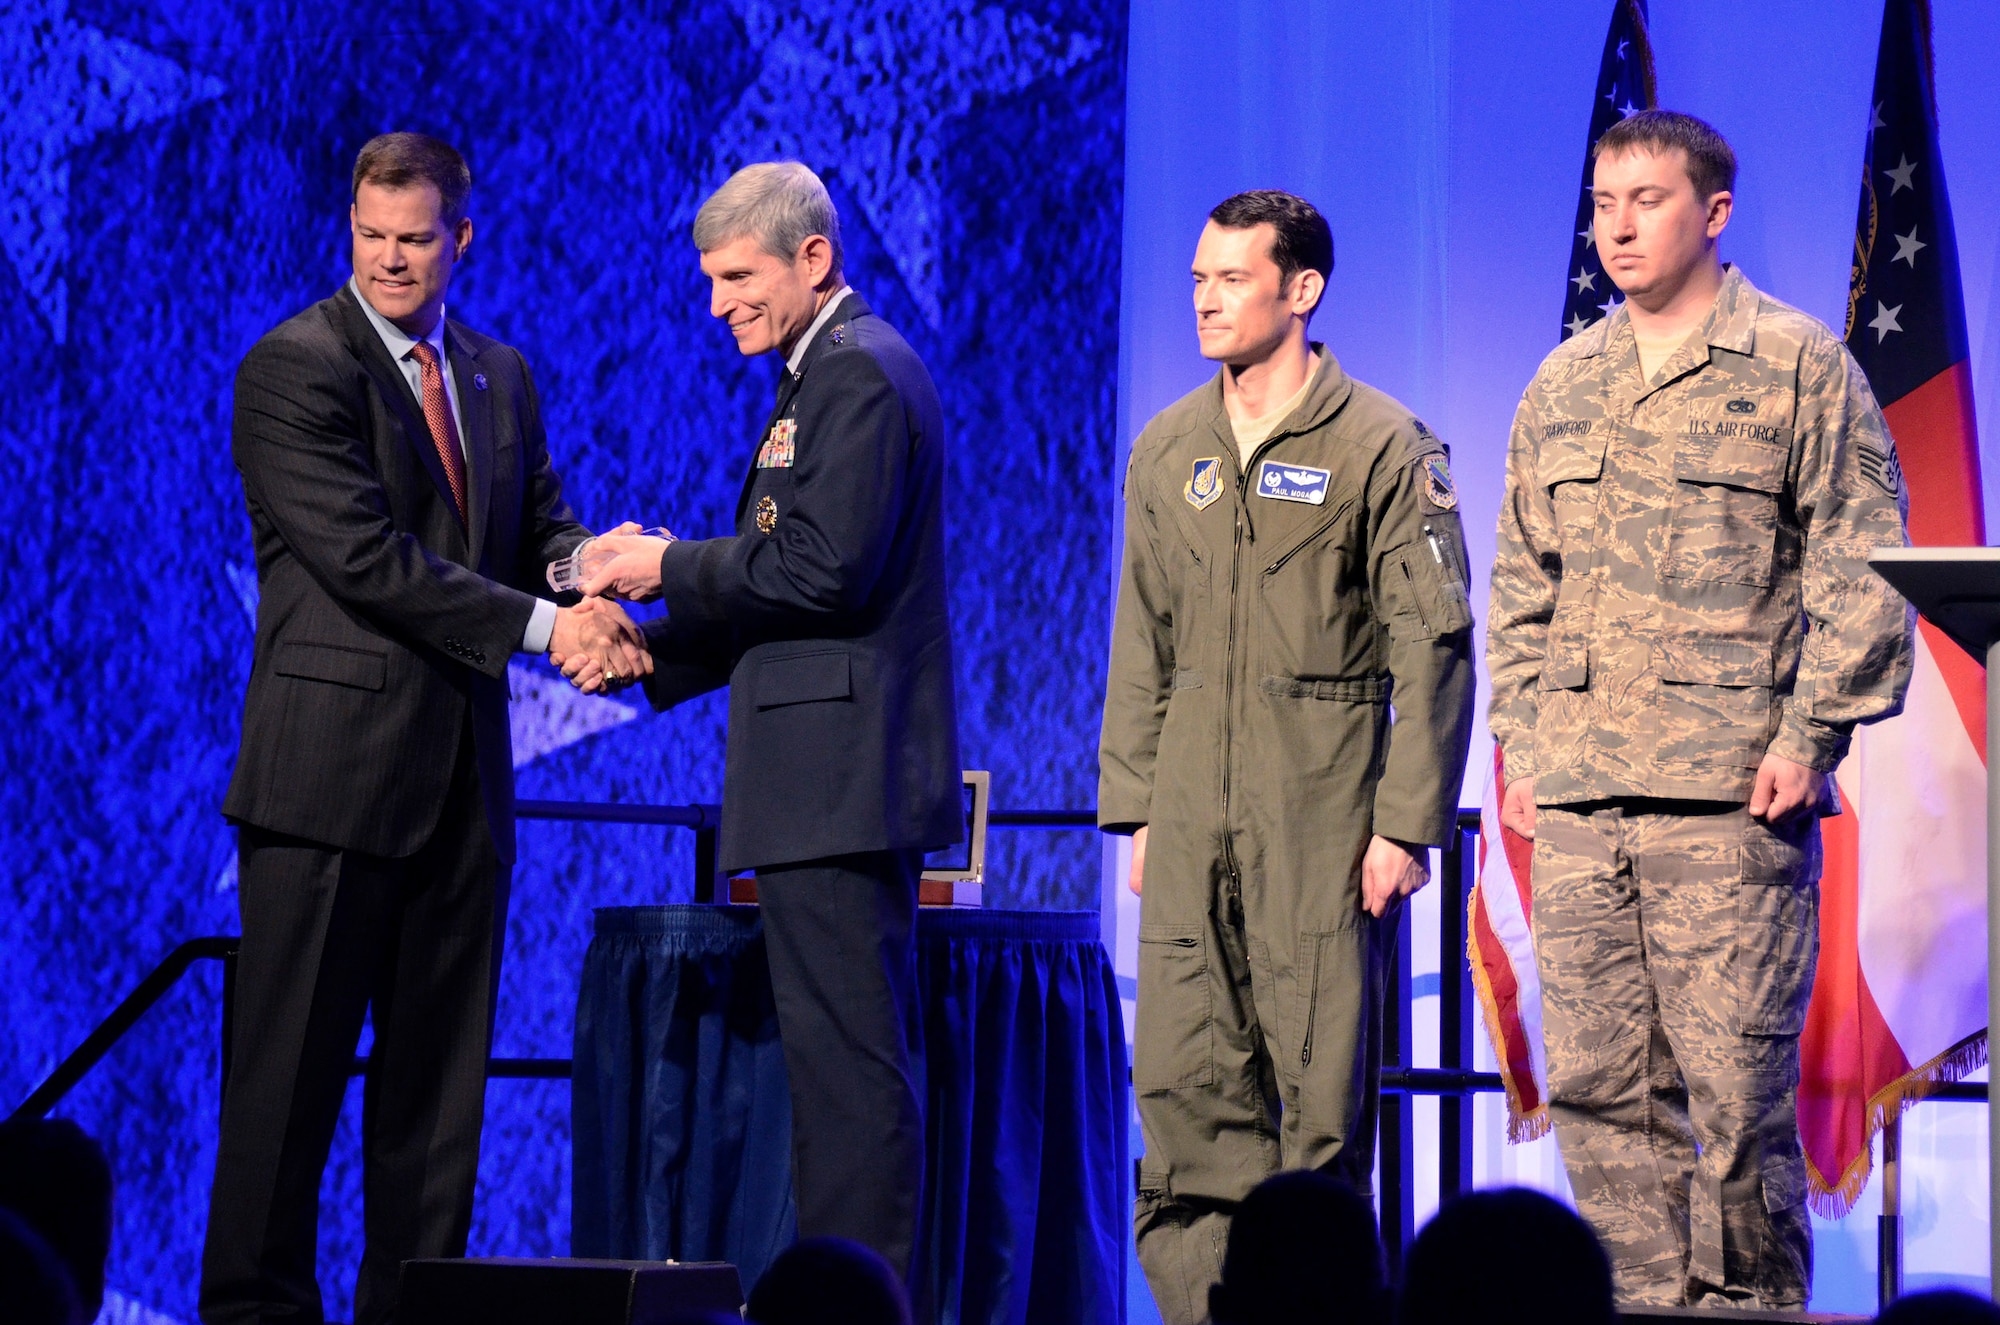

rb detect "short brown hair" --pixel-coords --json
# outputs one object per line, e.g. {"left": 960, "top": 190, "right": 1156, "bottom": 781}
{"left": 352, "top": 132, "right": 472, "bottom": 224}
{"left": 1208, "top": 190, "right": 1335, "bottom": 294}
{"left": 1594, "top": 110, "right": 1737, "bottom": 200}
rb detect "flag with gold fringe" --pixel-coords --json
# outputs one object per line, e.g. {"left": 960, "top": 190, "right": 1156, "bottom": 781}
{"left": 1468, "top": 0, "right": 1658, "bottom": 1143}
{"left": 1797, "top": 0, "right": 1988, "bottom": 1216}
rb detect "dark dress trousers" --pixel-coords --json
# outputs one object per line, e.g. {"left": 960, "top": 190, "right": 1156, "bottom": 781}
{"left": 203, "top": 283, "right": 590, "bottom": 1325}
{"left": 641, "top": 291, "right": 962, "bottom": 1276}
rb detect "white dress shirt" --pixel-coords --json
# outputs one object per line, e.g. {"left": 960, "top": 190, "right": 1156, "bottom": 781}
{"left": 785, "top": 285, "right": 854, "bottom": 378}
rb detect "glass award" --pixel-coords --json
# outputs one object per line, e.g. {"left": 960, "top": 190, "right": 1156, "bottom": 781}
{"left": 546, "top": 527, "right": 675, "bottom": 594}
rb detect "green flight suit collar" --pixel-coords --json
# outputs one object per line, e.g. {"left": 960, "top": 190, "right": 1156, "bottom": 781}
{"left": 1195, "top": 343, "right": 1357, "bottom": 471}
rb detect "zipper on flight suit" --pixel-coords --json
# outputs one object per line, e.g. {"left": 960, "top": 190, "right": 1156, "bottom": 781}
{"left": 1218, "top": 497, "right": 1246, "bottom": 923}
{"left": 1300, "top": 938, "right": 1324, "bottom": 1066}
{"left": 1217, "top": 425, "right": 1304, "bottom": 924}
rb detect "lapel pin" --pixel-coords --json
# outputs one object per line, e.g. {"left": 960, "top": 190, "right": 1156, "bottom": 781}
{"left": 473, "top": 373, "right": 488, "bottom": 391}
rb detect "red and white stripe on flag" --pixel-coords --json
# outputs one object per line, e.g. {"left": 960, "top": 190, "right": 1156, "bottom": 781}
{"left": 1470, "top": 746, "right": 1550, "bottom": 1143}
{"left": 1797, "top": 0, "right": 1987, "bottom": 1216}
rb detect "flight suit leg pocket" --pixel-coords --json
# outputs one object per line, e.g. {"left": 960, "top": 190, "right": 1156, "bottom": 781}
{"left": 1294, "top": 924, "right": 1370, "bottom": 1132}
{"left": 1136, "top": 924, "right": 1215, "bottom": 1089}
{"left": 1733, "top": 820, "right": 1821, "bottom": 1038}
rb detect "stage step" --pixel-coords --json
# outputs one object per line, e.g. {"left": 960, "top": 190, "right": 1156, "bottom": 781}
{"left": 400, "top": 1257, "right": 743, "bottom": 1324}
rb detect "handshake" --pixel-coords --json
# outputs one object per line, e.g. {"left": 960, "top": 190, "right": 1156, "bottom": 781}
{"left": 546, "top": 521, "right": 683, "bottom": 695}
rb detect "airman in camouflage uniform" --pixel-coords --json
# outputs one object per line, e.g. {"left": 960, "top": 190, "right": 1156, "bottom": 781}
{"left": 1488, "top": 112, "right": 1912, "bottom": 1309}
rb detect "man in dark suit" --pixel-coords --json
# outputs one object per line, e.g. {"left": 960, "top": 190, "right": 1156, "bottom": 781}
{"left": 574, "top": 161, "right": 962, "bottom": 1278}
{"left": 203, "top": 132, "right": 649, "bottom": 1325}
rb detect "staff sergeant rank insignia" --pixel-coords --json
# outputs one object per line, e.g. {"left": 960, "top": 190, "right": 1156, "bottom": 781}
{"left": 1185, "top": 456, "right": 1224, "bottom": 510}
{"left": 756, "top": 417, "right": 797, "bottom": 469}
{"left": 755, "top": 494, "right": 778, "bottom": 535}
{"left": 1421, "top": 453, "right": 1458, "bottom": 511}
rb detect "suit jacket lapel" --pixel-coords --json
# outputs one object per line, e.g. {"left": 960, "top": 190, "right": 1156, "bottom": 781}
{"left": 332, "top": 286, "right": 469, "bottom": 559}
{"left": 735, "top": 368, "right": 803, "bottom": 525}
{"left": 446, "top": 324, "right": 495, "bottom": 569}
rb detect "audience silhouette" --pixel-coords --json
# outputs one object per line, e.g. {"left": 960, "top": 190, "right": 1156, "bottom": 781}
{"left": 746, "top": 1236, "right": 913, "bottom": 1325}
{"left": 1400, "top": 1186, "right": 1614, "bottom": 1325}
{"left": 0, "top": 1118, "right": 111, "bottom": 1325}
{"left": 1877, "top": 1289, "right": 2000, "bottom": 1325}
{"left": 0, "top": 1205, "right": 85, "bottom": 1325}
{"left": 1208, "top": 1170, "right": 1388, "bottom": 1325}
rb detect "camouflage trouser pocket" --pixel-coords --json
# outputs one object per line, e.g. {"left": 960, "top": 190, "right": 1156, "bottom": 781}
{"left": 1135, "top": 925, "right": 1214, "bottom": 1089}
{"left": 1732, "top": 820, "right": 1822, "bottom": 1037}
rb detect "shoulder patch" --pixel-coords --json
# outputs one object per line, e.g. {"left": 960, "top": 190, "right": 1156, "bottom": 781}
{"left": 1857, "top": 439, "right": 1902, "bottom": 497}
{"left": 1420, "top": 453, "right": 1458, "bottom": 512}
{"left": 1185, "top": 456, "right": 1225, "bottom": 510}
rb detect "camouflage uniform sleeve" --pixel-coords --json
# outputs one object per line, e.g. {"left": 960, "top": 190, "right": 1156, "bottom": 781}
{"left": 1367, "top": 430, "right": 1476, "bottom": 848}
{"left": 1485, "top": 389, "right": 1560, "bottom": 779}
{"left": 1769, "top": 338, "right": 1915, "bottom": 769}
{"left": 1097, "top": 441, "right": 1176, "bottom": 833}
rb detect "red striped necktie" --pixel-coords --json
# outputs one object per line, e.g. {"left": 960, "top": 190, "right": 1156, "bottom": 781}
{"left": 409, "top": 339, "right": 468, "bottom": 525}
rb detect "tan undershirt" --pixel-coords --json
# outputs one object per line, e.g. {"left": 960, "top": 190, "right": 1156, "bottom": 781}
{"left": 1228, "top": 363, "right": 1318, "bottom": 469}
{"left": 1634, "top": 326, "right": 1694, "bottom": 383}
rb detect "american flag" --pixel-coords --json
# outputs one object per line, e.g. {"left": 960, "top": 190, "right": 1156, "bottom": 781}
{"left": 1797, "top": 0, "right": 1987, "bottom": 1216}
{"left": 1557, "top": 0, "right": 1655, "bottom": 342}
{"left": 1471, "top": 748, "right": 1548, "bottom": 1141}
{"left": 1467, "top": 0, "right": 1661, "bottom": 1142}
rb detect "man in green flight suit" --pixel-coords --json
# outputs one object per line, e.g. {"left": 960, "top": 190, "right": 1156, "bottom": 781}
{"left": 1099, "top": 190, "right": 1476, "bottom": 1324}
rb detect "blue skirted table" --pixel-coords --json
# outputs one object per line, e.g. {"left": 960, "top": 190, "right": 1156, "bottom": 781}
{"left": 571, "top": 905, "right": 1129, "bottom": 1325}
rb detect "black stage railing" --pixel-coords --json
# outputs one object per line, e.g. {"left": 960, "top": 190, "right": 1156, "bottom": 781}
{"left": 13, "top": 801, "right": 1982, "bottom": 1300}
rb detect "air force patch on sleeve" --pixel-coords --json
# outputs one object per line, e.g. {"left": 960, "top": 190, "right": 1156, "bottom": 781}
{"left": 1421, "top": 453, "right": 1458, "bottom": 511}
{"left": 1255, "top": 459, "right": 1331, "bottom": 505}
{"left": 1185, "top": 456, "right": 1224, "bottom": 510}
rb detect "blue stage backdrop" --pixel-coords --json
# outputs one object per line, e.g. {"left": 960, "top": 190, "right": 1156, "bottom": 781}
{"left": 0, "top": 2, "right": 1126, "bottom": 1319}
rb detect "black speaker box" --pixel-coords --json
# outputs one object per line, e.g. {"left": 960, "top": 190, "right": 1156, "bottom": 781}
{"left": 399, "top": 1257, "right": 743, "bottom": 1324}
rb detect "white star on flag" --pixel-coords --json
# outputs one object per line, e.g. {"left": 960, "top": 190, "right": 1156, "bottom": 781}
{"left": 1598, "top": 293, "right": 1623, "bottom": 319}
{"left": 1616, "top": 38, "right": 1629, "bottom": 59}
{"left": 1869, "top": 101, "right": 1887, "bottom": 133}
{"left": 1565, "top": 313, "right": 1593, "bottom": 338}
{"left": 1883, "top": 155, "right": 1918, "bottom": 194}
{"left": 1579, "top": 225, "right": 1595, "bottom": 249}
{"left": 1618, "top": 101, "right": 1640, "bottom": 119}
{"left": 1891, "top": 227, "right": 1926, "bottom": 267}
{"left": 1868, "top": 300, "right": 1904, "bottom": 343}
{"left": 1571, "top": 266, "right": 1597, "bottom": 294}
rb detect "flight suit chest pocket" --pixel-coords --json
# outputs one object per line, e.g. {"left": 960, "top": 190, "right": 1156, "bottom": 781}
{"left": 1664, "top": 430, "right": 1791, "bottom": 587}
